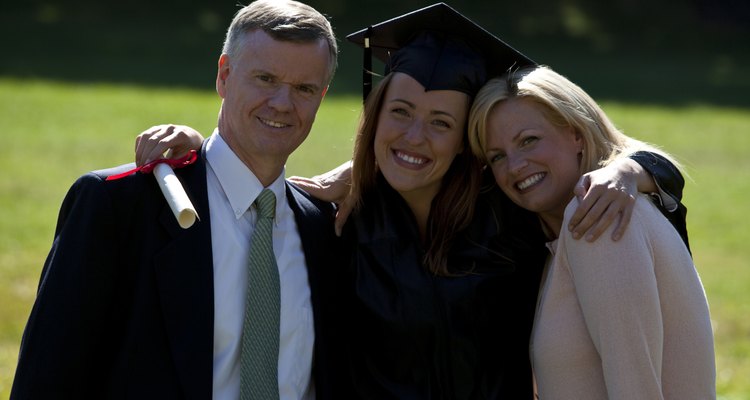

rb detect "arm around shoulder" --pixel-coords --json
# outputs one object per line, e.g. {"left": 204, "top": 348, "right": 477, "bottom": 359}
{"left": 628, "top": 151, "right": 690, "bottom": 250}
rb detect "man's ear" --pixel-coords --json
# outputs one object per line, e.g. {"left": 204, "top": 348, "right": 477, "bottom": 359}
{"left": 216, "top": 54, "right": 230, "bottom": 98}
{"left": 321, "top": 85, "right": 329, "bottom": 98}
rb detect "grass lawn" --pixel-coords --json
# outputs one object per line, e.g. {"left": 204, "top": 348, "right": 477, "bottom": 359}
{"left": 1, "top": 78, "right": 748, "bottom": 398}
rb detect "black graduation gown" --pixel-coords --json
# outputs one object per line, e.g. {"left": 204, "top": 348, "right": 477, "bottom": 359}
{"left": 630, "top": 151, "right": 690, "bottom": 251}
{"left": 340, "top": 175, "right": 547, "bottom": 400}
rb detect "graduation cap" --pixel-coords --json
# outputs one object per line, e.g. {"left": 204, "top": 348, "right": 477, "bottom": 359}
{"left": 347, "top": 2, "right": 536, "bottom": 102}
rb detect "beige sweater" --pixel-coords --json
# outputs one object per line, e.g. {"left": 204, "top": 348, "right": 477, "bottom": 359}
{"left": 531, "top": 195, "right": 715, "bottom": 399}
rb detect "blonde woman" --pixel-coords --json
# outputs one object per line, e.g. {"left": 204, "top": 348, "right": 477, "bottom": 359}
{"left": 469, "top": 65, "right": 715, "bottom": 399}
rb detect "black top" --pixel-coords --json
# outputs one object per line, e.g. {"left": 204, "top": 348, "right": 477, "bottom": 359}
{"left": 340, "top": 174, "right": 547, "bottom": 399}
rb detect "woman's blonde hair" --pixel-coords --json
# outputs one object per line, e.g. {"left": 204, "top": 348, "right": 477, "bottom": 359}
{"left": 350, "top": 73, "right": 483, "bottom": 276}
{"left": 468, "top": 65, "right": 679, "bottom": 175}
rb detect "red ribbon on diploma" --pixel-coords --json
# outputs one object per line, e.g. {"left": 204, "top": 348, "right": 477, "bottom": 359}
{"left": 105, "top": 150, "right": 198, "bottom": 181}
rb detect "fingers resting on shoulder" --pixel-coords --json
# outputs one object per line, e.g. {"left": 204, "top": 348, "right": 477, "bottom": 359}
{"left": 568, "top": 166, "right": 638, "bottom": 242}
{"left": 288, "top": 161, "right": 354, "bottom": 236}
{"left": 135, "top": 124, "right": 205, "bottom": 166}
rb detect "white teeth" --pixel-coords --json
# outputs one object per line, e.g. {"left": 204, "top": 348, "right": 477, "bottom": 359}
{"left": 395, "top": 151, "right": 427, "bottom": 165}
{"left": 259, "top": 118, "right": 287, "bottom": 128}
{"left": 517, "top": 173, "right": 544, "bottom": 190}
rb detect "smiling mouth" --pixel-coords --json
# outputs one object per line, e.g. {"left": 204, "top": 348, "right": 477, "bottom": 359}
{"left": 516, "top": 173, "right": 545, "bottom": 190}
{"left": 258, "top": 117, "right": 290, "bottom": 128}
{"left": 394, "top": 150, "right": 428, "bottom": 165}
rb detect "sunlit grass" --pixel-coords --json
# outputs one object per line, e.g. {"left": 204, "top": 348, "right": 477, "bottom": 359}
{"left": 605, "top": 103, "right": 750, "bottom": 397}
{"left": 1, "top": 78, "right": 747, "bottom": 398}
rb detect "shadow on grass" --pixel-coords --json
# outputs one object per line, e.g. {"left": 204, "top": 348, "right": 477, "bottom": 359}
{"left": 2, "top": 14, "right": 748, "bottom": 108}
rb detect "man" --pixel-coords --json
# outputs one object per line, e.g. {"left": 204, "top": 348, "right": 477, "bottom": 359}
{"left": 11, "top": 1, "right": 348, "bottom": 399}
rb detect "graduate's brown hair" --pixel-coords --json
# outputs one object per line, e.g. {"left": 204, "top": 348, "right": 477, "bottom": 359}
{"left": 351, "top": 73, "right": 483, "bottom": 276}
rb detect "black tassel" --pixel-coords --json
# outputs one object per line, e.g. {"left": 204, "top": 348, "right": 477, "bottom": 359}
{"left": 363, "top": 26, "right": 373, "bottom": 103}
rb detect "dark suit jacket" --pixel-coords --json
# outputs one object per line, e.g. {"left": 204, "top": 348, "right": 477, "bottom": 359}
{"left": 11, "top": 147, "right": 349, "bottom": 399}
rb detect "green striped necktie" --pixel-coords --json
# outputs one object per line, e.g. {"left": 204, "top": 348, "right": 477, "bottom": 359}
{"left": 240, "top": 189, "right": 280, "bottom": 400}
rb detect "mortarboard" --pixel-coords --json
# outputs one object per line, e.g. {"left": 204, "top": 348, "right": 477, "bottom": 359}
{"left": 347, "top": 2, "right": 536, "bottom": 101}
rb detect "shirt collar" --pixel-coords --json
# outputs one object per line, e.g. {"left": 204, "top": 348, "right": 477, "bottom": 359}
{"left": 205, "top": 129, "right": 287, "bottom": 220}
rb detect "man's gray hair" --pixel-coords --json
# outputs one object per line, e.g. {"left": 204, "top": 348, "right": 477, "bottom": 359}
{"left": 222, "top": 0, "right": 338, "bottom": 83}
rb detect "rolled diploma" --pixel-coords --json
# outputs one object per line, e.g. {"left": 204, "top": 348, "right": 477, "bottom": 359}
{"left": 153, "top": 163, "right": 199, "bottom": 229}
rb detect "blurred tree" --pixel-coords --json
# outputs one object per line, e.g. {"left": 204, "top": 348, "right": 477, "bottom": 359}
{"left": 1, "top": 0, "right": 747, "bottom": 105}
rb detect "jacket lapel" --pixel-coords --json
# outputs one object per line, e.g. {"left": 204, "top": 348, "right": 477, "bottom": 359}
{"left": 285, "top": 182, "right": 332, "bottom": 279}
{"left": 286, "top": 182, "right": 347, "bottom": 398}
{"left": 153, "top": 145, "right": 215, "bottom": 400}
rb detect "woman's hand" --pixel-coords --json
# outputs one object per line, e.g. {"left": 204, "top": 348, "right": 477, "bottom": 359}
{"left": 568, "top": 158, "right": 655, "bottom": 242}
{"left": 288, "top": 161, "right": 353, "bottom": 236}
{"left": 135, "top": 124, "right": 205, "bottom": 166}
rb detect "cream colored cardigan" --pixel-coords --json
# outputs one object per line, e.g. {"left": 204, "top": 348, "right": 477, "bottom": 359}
{"left": 531, "top": 195, "right": 715, "bottom": 400}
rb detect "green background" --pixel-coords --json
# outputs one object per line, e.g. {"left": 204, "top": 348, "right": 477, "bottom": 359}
{"left": 1, "top": 1, "right": 748, "bottom": 398}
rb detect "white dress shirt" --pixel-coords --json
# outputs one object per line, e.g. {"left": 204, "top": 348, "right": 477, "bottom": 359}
{"left": 205, "top": 131, "right": 315, "bottom": 400}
